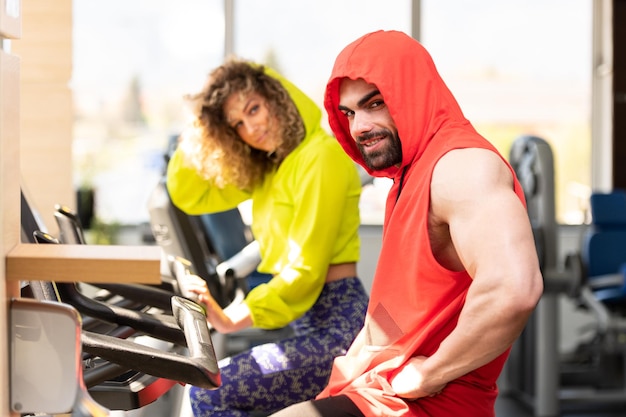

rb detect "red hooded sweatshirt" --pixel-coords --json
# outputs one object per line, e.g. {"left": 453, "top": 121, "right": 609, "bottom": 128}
{"left": 317, "top": 30, "right": 527, "bottom": 417}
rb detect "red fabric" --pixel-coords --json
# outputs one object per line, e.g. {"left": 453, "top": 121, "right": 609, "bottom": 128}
{"left": 318, "top": 30, "right": 526, "bottom": 417}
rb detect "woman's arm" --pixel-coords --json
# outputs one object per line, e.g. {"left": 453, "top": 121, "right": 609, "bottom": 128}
{"left": 166, "top": 147, "right": 251, "bottom": 215}
{"left": 183, "top": 138, "right": 361, "bottom": 333}
{"left": 244, "top": 138, "right": 361, "bottom": 329}
{"left": 183, "top": 274, "right": 253, "bottom": 333}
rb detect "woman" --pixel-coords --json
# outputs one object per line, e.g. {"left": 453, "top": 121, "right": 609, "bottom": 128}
{"left": 166, "top": 58, "right": 369, "bottom": 417}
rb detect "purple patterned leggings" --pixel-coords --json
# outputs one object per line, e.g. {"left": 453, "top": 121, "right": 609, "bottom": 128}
{"left": 189, "top": 277, "right": 369, "bottom": 417}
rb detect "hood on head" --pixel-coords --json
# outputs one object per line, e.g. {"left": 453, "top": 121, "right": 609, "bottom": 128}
{"left": 324, "top": 30, "right": 469, "bottom": 178}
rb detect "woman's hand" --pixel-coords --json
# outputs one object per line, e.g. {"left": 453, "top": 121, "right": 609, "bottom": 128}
{"left": 179, "top": 273, "right": 208, "bottom": 300}
{"left": 390, "top": 356, "right": 446, "bottom": 400}
{"left": 180, "top": 274, "right": 253, "bottom": 334}
{"left": 180, "top": 274, "right": 228, "bottom": 331}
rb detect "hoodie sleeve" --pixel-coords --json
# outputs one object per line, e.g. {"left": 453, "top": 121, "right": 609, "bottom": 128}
{"left": 166, "top": 146, "right": 251, "bottom": 215}
{"left": 243, "top": 136, "right": 361, "bottom": 328}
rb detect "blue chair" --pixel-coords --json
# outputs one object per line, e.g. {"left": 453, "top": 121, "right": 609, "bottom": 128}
{"left": 582, "top": 190, "right": 626, "bottom": 307}
{"left": 199, "top": 209, "right": 272, "bottom": 291}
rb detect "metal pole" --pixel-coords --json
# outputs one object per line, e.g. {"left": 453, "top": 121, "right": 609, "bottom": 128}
{"left": 224, "top": 0, "right": 234, "bottom": 59}
{"left": 411, "top": 0, "right": 421, "bottom": 41}
{"left": 534, "top": 295, "right": 560, "bottom": 416}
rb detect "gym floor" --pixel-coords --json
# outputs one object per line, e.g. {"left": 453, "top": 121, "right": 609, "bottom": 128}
{"left": 495, "top": 393, "right": 626, "bottom": 417}
{"left": 127, "top": 386, "right": 626, "bottom": 417}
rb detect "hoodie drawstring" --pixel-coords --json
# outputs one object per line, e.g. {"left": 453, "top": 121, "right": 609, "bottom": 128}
{"left": 395, "top": 166, "right": 408, "bottom": 204}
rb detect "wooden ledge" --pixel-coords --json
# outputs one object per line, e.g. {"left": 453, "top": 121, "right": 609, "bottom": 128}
{"left": 6, "top": 244, "right": 162, "bottom": 284}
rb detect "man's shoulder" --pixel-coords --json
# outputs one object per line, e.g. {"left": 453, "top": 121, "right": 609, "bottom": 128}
{"left": 435, "top": 147, "right": 506, "bottom": 176}
{"left": 431, "top": 148, "right": 512, "bottom": 201}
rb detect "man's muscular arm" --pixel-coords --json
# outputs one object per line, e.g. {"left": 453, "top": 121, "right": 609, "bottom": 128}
{"left": 391, "top": 148, "right": 543, "bottom": 399}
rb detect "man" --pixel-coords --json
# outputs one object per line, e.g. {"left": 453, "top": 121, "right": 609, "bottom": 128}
{"left": 270, "top": 30, "right": 543, "bottom": 417}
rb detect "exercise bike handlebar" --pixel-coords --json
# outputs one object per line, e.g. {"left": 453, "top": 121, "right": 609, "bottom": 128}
{"left": 55, "top": 282, "right": 187, "bottom": 346}
{"left": 172, "top": 296, "right": 219, "bottom": 371}
{"left": 88, "top": 282, "right": 176, "bottom": 312}
{"left": 81, "top": 295, "right": 220, "bottom": 390}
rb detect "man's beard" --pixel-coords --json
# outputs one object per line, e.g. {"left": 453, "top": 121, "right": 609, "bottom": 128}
{"left": 356, "top": 128, "right": 402, "bottom": 171}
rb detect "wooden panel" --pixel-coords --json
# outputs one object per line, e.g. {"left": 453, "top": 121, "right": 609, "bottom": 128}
{"left": 20, "top": 84, "right": 73, "bottom": 230}
{"left": 0, "top": 50, "right": 21, "bottom": 417}
{"left": 0, "top": 0, "right": 21, "bottom": 39}
{"left": 0, "top": 52, "right": 19, "bottom": 251}
{"left": 11, "top": 0, "right": 70, "bottom": 82}
{"left": 12, "top": 0, "right": 73, "bottom": 233}
{"left": 6, "top": 244, "right": 162, "bottom": 284}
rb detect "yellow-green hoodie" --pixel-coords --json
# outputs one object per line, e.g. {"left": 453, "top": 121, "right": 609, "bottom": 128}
{"left": 166, "top": 67, "right": 361, "bottom": 329}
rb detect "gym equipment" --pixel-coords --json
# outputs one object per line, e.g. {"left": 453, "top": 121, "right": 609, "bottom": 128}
{"left": 10, "top": 294, "right": 220, "bottom": 416}
{"left": 10, "top": 298, "right": 82, "bottom": 415}
{"left": 506, "top": 134, "right": 565, "bottom": 416}
{"left": 147, "top": 179, "right": 264, "bottom": 308}
{"left": 19, "top": 190, "right": 221, "bottom": 413}
{"left": 505, "top": 135, "right": 626, "bottom": 416}
{"left": 581, "top": 190, "right": 626, "bottom": 307}
{"left": 146, "top": 143, "right": 294, "bottom": 360}
{"left": 559, "top": 191, "right": 626, "bottom": 393}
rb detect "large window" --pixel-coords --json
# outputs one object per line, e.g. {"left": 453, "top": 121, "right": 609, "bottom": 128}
{"left": 421, "top": 0, "right": 592, "bottom": 224}
{"left": 72, "top": 0, "right": 226, "bottom": 226}
{"left": 72, "top": 0, "right": 591, "bottom": 228}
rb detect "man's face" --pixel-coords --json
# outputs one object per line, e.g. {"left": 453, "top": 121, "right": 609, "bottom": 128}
{"left": 338, "top": 78, "right": 402, "bottom": 170}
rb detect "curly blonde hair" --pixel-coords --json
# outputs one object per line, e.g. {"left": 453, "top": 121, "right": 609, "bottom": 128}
{"left": 179, "top": 58, "right": 305, "bottom": 190}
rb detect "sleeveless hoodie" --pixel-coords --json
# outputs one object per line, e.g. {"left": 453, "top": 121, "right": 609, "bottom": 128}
{"left": 318, "top": 30, "right": 526, "bottom": 416}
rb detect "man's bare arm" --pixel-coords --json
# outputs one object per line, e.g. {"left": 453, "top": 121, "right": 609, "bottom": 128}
{"left": 391, "top": 148, "right": 543, "bottom": 398}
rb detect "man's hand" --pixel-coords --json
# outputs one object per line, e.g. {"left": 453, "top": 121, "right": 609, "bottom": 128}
{"left": 390, "top": 356, "right": 446, "bottom": 400}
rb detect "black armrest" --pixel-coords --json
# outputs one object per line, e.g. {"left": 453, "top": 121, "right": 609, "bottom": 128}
{"left": 55, "top": 283, "right": 186, "bottom": 345}
{"left": 82, "top": 360, "right": 131, "bottom": 389}
{"left": 81, "top": 296, "right": 220, "bottom": 389}
{"left": 90, "top": 282, "right": 176, "bottom": 312}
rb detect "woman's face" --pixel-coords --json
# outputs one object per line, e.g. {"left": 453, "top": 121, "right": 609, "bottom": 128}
{"left": 224, "top": 91, "right": 279, "bottom": 153}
